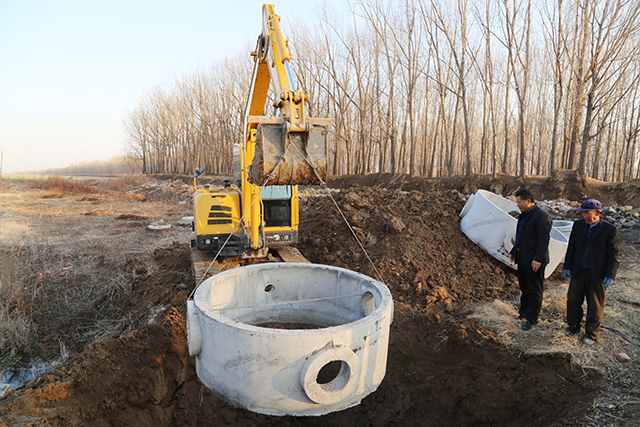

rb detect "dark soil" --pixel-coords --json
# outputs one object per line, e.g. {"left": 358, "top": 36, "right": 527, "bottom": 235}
{"left": 3, "top": 171, "right": 634, "bottom": 426}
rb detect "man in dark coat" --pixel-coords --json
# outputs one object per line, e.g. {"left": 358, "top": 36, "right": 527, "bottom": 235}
{"left": 562, "top": 199, "right": 620, "bottom": 345}
{"left": 509, "top": 189, "right": 553, "bottom": 331}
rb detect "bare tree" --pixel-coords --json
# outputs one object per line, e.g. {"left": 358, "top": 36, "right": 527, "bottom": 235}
{"left": 577, "top": 0, "right": 640, "bottom": 175}
{"left": 122, "top": 0, "right": 640, "bottom": 183}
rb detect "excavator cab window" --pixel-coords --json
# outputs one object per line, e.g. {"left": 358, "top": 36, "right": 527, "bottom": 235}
{"left": 263, "top": 200, "right": 292, "bottom": 227}
{"left": 262, "top": 186, "right": 292, "bottom": 228}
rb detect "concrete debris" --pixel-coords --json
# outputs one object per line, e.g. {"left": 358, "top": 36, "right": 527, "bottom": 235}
{"left": 148, "top": 220, "right": 171, "bottom": 231}
{"left": 178, "top": 216, "right": 194, "bottom": 227}
{"left": 539, "top": 200, "right": 640, "bottom": 230}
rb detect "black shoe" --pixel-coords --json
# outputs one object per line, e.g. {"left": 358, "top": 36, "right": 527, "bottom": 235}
{"left": 562, "top": 328, "right": 578, "bottom": 337}
{"left": 582, "top": 336, "right": 596, "bottom": 346}
{"left": 522, "top": 321, "right": 534, "bottom": 331}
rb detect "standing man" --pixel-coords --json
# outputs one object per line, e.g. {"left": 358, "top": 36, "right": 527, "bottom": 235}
{"left": 562, "top": 199, "right": 620, "bottom": 345}
{"left": 509, "top": 189, "right": 553, "bottom": 331}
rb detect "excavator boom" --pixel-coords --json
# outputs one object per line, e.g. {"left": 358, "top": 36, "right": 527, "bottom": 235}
{"left": 192, "top": 4, "right": 330, "bottom": 258}
{"left": 245, "top": 4, "right": 330, "bottom": 186}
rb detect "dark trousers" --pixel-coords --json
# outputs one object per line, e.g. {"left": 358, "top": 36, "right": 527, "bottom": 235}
{"left": 517, "top": 265, "right": 545, "bottom": 323}
{"left": 567, "top": 269, "right": 606, "bottom": 340}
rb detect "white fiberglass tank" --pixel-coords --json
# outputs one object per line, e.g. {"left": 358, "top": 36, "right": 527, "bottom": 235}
{"left": 459, "top": 190, "right": 568, "bottom": 278}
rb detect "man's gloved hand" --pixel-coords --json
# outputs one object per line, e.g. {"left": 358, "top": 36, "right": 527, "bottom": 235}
{"left": 562, "top": 269, "right": 571, "bottom": 279}
{"left": 603, "top": 277, "right": 614, "bottom": 288}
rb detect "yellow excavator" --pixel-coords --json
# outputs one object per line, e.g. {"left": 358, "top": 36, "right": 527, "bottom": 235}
{"left": 192, "top": 4, "right": 331, "bottom": 258}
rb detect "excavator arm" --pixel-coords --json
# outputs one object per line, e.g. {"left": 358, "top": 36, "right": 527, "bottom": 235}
{"left": 238, "top": 4, "right": 330, "bottom": 253}
{"left": 244, "top": 4, "right": 331, "bottom": 187}
{"left": 192, "top": 4, "right": 330, "bottom": 258}
{"left": 247, "top": 5, "right": 305, "bottom": 131}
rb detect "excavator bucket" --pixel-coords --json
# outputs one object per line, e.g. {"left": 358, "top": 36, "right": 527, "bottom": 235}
{"left": 249, "top": 123, "right": 327, "bottom": 186}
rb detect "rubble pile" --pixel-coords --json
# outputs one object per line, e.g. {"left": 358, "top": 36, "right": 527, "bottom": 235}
{"left": 540, "top": 200, "right": 640, "bottom": 231}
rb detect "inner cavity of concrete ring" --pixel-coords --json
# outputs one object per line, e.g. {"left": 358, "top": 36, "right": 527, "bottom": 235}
{"left": 187, "top": 262, "right": 393, "bottom": 416}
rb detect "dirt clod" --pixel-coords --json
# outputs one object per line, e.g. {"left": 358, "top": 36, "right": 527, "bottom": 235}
{"left": 617, "top": 352, "right": 632, "bottom": 363}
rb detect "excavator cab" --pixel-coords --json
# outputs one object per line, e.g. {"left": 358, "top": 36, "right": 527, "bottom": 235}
{"left": 261, "top": 185, "right": 298, "bottom": 246}
{"left": 191, "top": 169, "right": 298, "bottom": 257}
{"left": 191, "top": 168, "right": 243, "bottom": 255}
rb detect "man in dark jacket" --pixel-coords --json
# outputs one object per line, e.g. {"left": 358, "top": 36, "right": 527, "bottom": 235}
{"left": 509, "top": 189, "right": 553, "bottom": 331}
{"left": 562, "top": 199, "right": 620, "bottom": 345}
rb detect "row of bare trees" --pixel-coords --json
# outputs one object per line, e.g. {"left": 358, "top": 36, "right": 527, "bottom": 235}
{"left": 123, "top": 63, "right": 249, "bottom": 175}
{"left": 124, "top": 0, "right": 640, "bottom": 181}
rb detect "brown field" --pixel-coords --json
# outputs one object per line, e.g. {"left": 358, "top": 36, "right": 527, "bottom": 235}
{"left": 0, "top": 172, "right": 639, "bottom": 426}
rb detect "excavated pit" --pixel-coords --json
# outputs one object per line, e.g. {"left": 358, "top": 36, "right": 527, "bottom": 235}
{"left": 0, "top": 175, "right": 612, "bottom": 427}
{"left": 12, "top": 239, "right": 598, "bottom": 427}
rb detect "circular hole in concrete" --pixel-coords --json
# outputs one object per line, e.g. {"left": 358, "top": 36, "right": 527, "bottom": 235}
{"left": 362, "top": 291, "right": 376, "bottom": 316}
{"left": 264, "top": 284, "right": 275, "bottom": 293}
{"left": 317, "top": 360, "right": 349, "bottom": 392}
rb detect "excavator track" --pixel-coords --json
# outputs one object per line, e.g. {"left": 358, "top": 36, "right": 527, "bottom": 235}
{"left": 274, "top": 246, "right": 310, "bottom": 263}
{"left": 191, "top": 248, "right": 223, "bottom": 283}
{"left": 191, "top": 246, "right": 309, "bottom": 283}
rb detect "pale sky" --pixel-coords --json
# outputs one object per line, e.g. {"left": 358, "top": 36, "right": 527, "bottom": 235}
{"left": 0, "top": 0, "right": 341, "bottom": 174}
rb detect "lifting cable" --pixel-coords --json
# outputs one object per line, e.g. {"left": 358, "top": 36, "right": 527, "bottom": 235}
{"left": 190, "top": 127, "right": 387, "bottom": 300}
{"left": 288, "top": 143, "right": 386, "bottom": 285}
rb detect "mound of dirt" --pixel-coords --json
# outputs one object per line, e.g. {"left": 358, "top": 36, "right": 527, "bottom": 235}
{"left": 300, "top": 187, "right": 521, "bottom": 314}
{"left": 298, "top": 186, "right": 603, "bottom": 425}
{"left": 328, "top": 169, "right": 640, "bottom": 207}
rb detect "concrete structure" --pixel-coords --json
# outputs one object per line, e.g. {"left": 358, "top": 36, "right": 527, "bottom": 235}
{"left": 552, "top": 220, "right": 574, "bottom": 262}
{"left": 459, "top": 190, "right": 568, "bottom": 278}
{"left": 187, "top": 262, "right": 393, "bottom": 416}
{"left": 552, "top": 220, "right": 574, "bottom": 241}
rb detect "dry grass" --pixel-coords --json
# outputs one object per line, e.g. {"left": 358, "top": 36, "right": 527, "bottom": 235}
{"left": 0, "top": 243, "right": 137, "bottom": 355}
{"left": 0, "top": 177, "right": 193, "bottom": 366}
{"left": 30, "top": 177, "right": 99, "bottom": 195}
{"left": 469, "top": 278, "right": 640, "bottom": 375}
{"left": 98, "top": 175, "right": 151, "bottom": 193}
{"left": 0, "top": 221, "right": 30, "bottom": 247}
{"left": 0, "top": 310, "right": 37, "bottom": 370}
{"left": 25, "top": 176, "right": 157, "bottom": 202}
